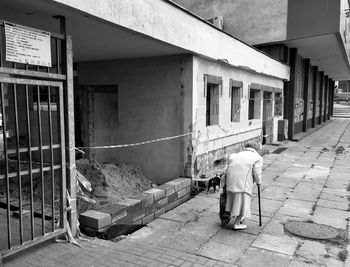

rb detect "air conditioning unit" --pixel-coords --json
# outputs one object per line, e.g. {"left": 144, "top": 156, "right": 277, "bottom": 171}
{"left": 207, "top": 16, "right": 224, "bottom": 30}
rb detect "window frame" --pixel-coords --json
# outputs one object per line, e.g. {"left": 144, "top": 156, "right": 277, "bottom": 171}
{"left": 248, "top": 87, "right": 262, "bottom": 120}
{"left": 204, "top": 74, "right": 222, "bottom": 126}
{"left": 229, "top": 79, "right": 243, "bottom": 123}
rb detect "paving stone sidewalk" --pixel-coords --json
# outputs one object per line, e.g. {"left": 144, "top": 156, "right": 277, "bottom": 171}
{"left": 3, "top": 118, "right": 350, "bottom": 267}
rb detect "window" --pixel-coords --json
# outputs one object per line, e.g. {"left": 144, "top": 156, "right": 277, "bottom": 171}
{"left": 248, "top": 88, "right": 261, "bottom": 120}
{"left": 231, "top": 86, "right": 241, "bottom": 122}
{"left": 204, "top": 75, "right": 222, "bottom": 126}
{"left": 274, "top": 92, "right": 282, "bottom": 116}
{"left": 206, "top": 83, "right": 219, "bottom": 126}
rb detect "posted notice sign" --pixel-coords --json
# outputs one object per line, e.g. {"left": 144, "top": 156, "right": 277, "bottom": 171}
{"left": 4, "top": 22, "right": 52, "bottom": 67}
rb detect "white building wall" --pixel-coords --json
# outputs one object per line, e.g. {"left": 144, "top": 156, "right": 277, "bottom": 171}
{"left": 193, "top": 56, "right": 284, "bottom": 156}
{"left": 54, "top": 0, "right": 290, "bottom": 80}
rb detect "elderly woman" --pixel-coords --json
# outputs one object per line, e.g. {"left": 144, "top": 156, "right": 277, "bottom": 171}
{"left": 222, "top": 142, "right": 263, "bottom": 230}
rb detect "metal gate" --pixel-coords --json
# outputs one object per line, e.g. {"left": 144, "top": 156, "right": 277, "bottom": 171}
{"left": 0, "top": 19, "right": 72, "bottom": 258}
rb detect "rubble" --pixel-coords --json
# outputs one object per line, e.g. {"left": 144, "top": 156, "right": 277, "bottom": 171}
{"left": 76, "top": 159, "right": 153, "bottom": 213}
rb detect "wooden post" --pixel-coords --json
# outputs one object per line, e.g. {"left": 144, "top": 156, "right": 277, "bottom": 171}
{"left": 59, "top": 16, "right": 77, "bottom": 236}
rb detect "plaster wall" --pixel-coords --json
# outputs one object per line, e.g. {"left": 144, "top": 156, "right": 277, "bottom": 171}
{"left": 53, "top": 0, "right": 290, "bottom": 80}
{"left": 172, "top": 0, "right": 288, "bottom": 45}
{"left": 77, "top": 55, "right": 193, "bottom": 184}
{"left": 287, "top": 0, "right": 341, "bottom": 40}
{"left": 192, "top": 56, "right": 284, "bottom": 160}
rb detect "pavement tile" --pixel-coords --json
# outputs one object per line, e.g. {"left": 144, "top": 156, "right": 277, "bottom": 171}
{"left": 251, "top": 233, "right": 299, "bottom": 255}
{"left": 317, "top": 199, "right": 349, "bottom": 211}
{"left": 312, "top": 206, "right": 349, "bottom": 229}
{"left": 319, "top": 189, "right": 349, "bottom": 202}
{"left": 279, "top": 199, "right": 314, "bottom": 219}
{"left": 260, "top": 185, "right": 293, "bottom": 201}
{"left": 235, "top": 247, "right": 292, "bottom": 267}
{"left": 157, "top": 230, "right": 209, "bottom": 254}
{"left": 271, "top": 177, "right": 300, "bottom": 189}
{"left": 147, "top": 217, "right": 185, "bottom": 231}
{"left": 210, "top": 228, "right": 256, "bottom": 248}
{"left": 251, "top": 198, "right": 283, "bottom": 217}
{"left": 262, "top": 218, "right": 286, "bottom": 237}
{"left": 179, "top": 213, "right": 221, "bottom": 238}
{"left": 197, "top": 240, "right": 242, "bottom": 264}
{"left": 295, "top": 240, "right": 328, "bottom": 265}
{"left": 288, "top": 257, "right": 324, "bottom": 267}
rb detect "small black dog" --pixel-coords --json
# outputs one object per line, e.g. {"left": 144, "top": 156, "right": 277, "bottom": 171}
{"left": 207, "top": 175, "right": 221, "bottom": 194}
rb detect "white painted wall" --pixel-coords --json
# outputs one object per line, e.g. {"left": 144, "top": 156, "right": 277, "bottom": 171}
{"left": 53, "top": 0, "right": 290, "bottom": 80}
{"left": 193, "top": 56, "right": 284, "bottom": 154}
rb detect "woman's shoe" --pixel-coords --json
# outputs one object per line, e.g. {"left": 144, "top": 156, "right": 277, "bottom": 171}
{"left": 232, "top": 224, "right": 247, "bottom": 230}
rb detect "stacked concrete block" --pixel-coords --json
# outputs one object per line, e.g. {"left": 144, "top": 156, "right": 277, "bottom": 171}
{"left": 79, "top": 178, "right": 192, "bottom": 235}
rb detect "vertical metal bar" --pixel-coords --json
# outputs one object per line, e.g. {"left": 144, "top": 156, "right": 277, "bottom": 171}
{"left": 47, "top": 86, "right": 55, "bottom": 231}
{"left": 58, "top": 84, "right": 66, "bottom": 229}
{"left": 1, "top": 83, "right": 11, "bottom": 249}
{"left": 25, "top": 84, "right": 34, "bottom": 240}
{"left": 56, "top": 38, "right": 60, "bottom": 74}
{"left": 13, "top": 83, "right": 24, "bottom": 244}
{"left": 36, "top": 85, "right": 45, "bottom": 235}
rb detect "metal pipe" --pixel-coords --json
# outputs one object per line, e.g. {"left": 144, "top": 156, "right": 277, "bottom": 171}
{"left": 25, "top": 84, "right": 34, "bottom": 240}
{"left": 36, "top": 85, "right": 45, "bottom": 235}
{"left": 13, "top": 83, "right": 24, "bottom": 244}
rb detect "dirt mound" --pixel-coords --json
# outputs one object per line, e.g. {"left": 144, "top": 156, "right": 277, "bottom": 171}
{"left": 76, "top": 159, "right": 153, "bottom": 213}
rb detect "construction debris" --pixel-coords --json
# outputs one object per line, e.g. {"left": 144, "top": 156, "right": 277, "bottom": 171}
{"left": 76, "top": 159, "right": 153, "bottom": 213}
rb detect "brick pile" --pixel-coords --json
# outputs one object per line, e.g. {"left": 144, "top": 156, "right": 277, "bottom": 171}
{"left": 79, "top": 178, "right": 191, "bottom": 234}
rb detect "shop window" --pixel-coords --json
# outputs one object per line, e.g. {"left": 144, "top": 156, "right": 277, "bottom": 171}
{"left": 274, "top": 92, "right": 283, "bottom": 116}
{"left": 248, "top": 88, "right": 261, "bottom": 120}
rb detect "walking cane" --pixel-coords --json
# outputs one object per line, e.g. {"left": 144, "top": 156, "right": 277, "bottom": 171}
{"left": 258, "top": 184, "right": 262, "bottom": 226}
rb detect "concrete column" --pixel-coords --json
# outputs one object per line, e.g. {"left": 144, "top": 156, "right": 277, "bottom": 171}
{"left": 286, "top": 48, "right": 297, "bottom": 140}
{"left": 327, "top": 79, "right": 332, "bottom": 120}
{"left": 330, "top": 80, "right": 335, "bottom": 117}
{"left": 323, "top": 76, "right": 328, "bottom": 122}
{"left": 311, "top": 66, "right": 318, "bottom": 128}
{"left": 302, "top": 59, "right": 310, "bottom": 132}
{"left": 318, "top": 71, "right": 324, "bottom": 125}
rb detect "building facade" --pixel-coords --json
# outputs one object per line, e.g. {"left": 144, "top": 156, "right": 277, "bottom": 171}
{"left": 0, "top": 0, "right": 288, "bottom": 257}
{"left": 173, "top": 0, "right": 350, "bottom": 139}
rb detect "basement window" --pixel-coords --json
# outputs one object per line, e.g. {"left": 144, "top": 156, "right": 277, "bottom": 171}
{"left": 248, "top": 88, "right": 261, "bottom": 120}
{"left": 204, "top": 74, "right": 222, "bottom": 126}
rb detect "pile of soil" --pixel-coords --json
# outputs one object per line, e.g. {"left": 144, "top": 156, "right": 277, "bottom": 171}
{"left": 0, "top": 159, "right": 154, "bottom": 215}
{"left": 76, "top": 159, "right": 153, "bottom": 213}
